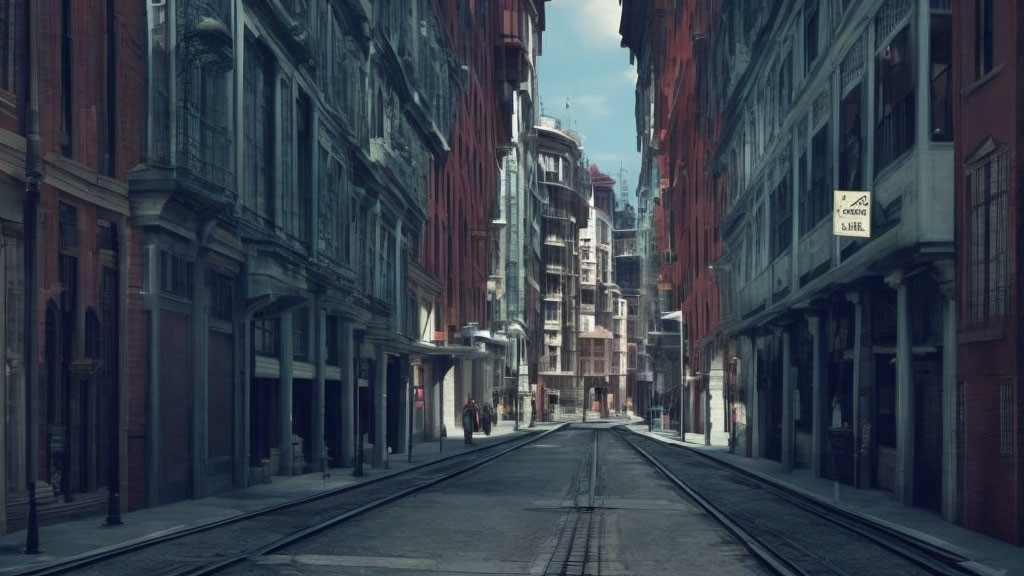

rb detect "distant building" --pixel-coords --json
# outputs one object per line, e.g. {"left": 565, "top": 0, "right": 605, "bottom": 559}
{"left": 953, "top": 0, "right": 1023, "bottom": 546}
{"left": 536, "top": 117, "right": 589, "bottom": 421}
{"left": 579, "top": 166, "right": 627, "bottom": 418}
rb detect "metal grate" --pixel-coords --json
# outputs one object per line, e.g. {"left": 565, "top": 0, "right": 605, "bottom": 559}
{"left": 999, "top": 380, "right": 1013, "bottom": 456}
{"left": 967, "top": 151, "right": 1009, "bottom": 324}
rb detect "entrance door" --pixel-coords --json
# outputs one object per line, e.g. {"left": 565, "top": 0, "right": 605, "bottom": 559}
{"left": 160, "top": 311, "right": 192, "bottom": 503}
{"left": 207, "top": 330, "right": 234, "bottom": 491}
{"left": 324, "top": 381, "right": 342, "bottom": 466}
{"left": 914, "top": 359, "right": 943, "bottom": 512}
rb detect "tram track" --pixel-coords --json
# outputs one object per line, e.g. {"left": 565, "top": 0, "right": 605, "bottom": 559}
{"left": 615, "top": 427, "right": 979, "bottom": 576}
{"left": 15, "top": 427, "right": 562, "bottom": 576}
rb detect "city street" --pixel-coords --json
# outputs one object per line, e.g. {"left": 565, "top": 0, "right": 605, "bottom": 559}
{"left": 225, "top": 425, "right": 766, "bottom": 575}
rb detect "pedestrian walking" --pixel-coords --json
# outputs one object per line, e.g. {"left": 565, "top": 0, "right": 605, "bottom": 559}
{"left": 462, "top": 396, "right": 479, "bottom": 446}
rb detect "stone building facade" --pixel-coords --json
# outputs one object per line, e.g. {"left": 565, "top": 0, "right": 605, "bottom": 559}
{"left": 535, "top": 116, "right": 588, "bottom": 421}
{"left": 625, "top": 0, "right": 959, "bottom": 522}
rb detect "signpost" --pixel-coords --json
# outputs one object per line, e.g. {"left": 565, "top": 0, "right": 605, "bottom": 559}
{"left": 833, "top": 191, "right": 871, "bottom": 238}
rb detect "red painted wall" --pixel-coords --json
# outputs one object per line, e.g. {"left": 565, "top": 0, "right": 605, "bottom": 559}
{"left": 426, "top": 1, "right": 510, "bottom": 338}
{"left": 653, "top": 1, "right": 723, "bottom": 410}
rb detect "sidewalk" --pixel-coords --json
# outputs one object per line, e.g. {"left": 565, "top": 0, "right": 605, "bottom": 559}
{"left": 0, "top": 421, "right": 550, "bottom": 575}
{"left": 631, "top": 424, "right": 1024, "bottom": 576}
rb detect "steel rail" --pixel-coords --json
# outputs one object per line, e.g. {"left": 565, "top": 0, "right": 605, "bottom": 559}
{"left": 616, "top": 427, "right": 977, "bottom": 576}
{"left": 615, "top": 429, "right": 803, "bottom": 576}
{"left": 15, "top": 427, "right": 561, "bottom": 576}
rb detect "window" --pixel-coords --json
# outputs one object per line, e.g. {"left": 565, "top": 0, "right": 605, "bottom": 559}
{"left": 770, "top": 176, "right": 791, "bottom": 259}
{"left": 253, "top": 317, "right": 278, "bottom": 356}
{"left": 966, "top": 151, "right": 1009, "bottom": 325}
{"left": 244, "top": 39, "right": 276, "bottom": 220}
{"left": 930, "top": 9, "right": 952, "bottom": 142}
{"left": 802, "top": 123, "right": 831, "bottom": 234}
{"left": 544, "top": 302, "right": 559, "bottom": 322}
{"left": 293, "top": 308, "right": 308, "bottom": 360}
{"left": 976, "top": 0, "right": 993, "bottom": 78}
{"left": 208, "top": 271, "right": 233, "bottom": 322}
{"left": 160, "top": 250, "right": 195, "bottom": 299}
{"left": 804, "top": 3, "right": 819, "bottom": 75}
{"left": 0, "top": 0, "right": 10, "bottom": 90}
{"left": 59, "top": 202, "right": 78, "bottom": 250}
{"left": 325, "top": 315, "right": 339, "bottom": 365}
{"left": 60, "top": 0, "right": 72, "bottom": 157}
{"left": 840, "top": 84, "right": 863, "bottom": 190}
{"left": 1000, "top": 380, "right": 1013, "bottom": 455}
{"left": 296, "top": 93, "right": 313, "bottom": 245}
{"left": 874, "top": 26, "right": 915, "bottom": 174}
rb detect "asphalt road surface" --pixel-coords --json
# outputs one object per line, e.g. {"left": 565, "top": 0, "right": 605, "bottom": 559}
{"left": 222, "top": 423, "right": 767, "bottom": 575}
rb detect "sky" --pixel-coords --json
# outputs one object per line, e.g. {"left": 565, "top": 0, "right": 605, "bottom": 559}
{"left": 537, "top": 0, "right": 640, "bottom": 207}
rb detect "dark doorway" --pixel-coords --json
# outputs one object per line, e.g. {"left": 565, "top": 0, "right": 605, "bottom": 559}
{"left": 292, "top": 378, "right": 313, "bottom": 471}
{"left": 324, "top": 380, "right": 342, "bottom": 465}
{"left": 249, "top": 378, "right": 279, "bottom": 469}
{"left": 386, "top": 355, "right": 402, "bottom": 453}
{"left": 765, "top": 344, "right": 783, "bottom": 462}
{"left": 914, "top": 358, "right": 943, "bottom": 512}
{"left": 160, "top": 311, "right": 192, "bottom": 503}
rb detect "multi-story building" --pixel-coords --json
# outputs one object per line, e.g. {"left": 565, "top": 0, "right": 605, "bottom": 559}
{"left": 626, "top": 0, "right": 961, "bottom": 525}
{"left": 536, "top": 116, "right": 588, "bottom": 421}
{"left": 579, "top": 166, "right": 627, "bottom": 418}
{"left": 493, "top": 0, "right": 547, "bottom": 427}
{"left": 613, "top": 190, "right": 648, "bottom": 418}
{"left": 126, "top": 0, "right": 500, "bottom": 511}
{"left": 952, "top": 0, "right": 1023, "bottom": 545}
{"left": 1, "top": 0, "right": 146, "bottom": 534}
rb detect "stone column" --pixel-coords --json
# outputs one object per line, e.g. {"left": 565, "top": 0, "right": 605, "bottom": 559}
{"left": 781, "top": 325, "right": 794, "bottom": 473}
{"left": 808, "top": 312, "right": 823, "bottom": 477}
{"left": 340, "top": 321, "right": 355, "bottom": 467}
{"left": 374, "top": 347, "right": 388, "bottom": 469}
{"left": 847, "top": 290, "right": 864, "bottom": 488}
{"left": 280, "top": 312, "right": 294, "bottom": 477}
{"left": 939, "top": 270, "right": 957, "bottom": 521}
{"left": 238, "top": 307, "right": 251, "bottom": 487}
{"left": 314, "top": 302, "right": 326, "bottom": 474}
{"left": 886, "top": 270, "right": 914, "bottom": 505}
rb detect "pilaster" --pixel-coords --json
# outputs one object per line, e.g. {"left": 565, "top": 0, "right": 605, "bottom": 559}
{"left": 886, "top": 269, "right": 914, "bottom": 505}
{"left": 938, "top": 266, "right": 957, "bottom": 522}
{"left": 374, "top": 347, "right": 389, "bottom": 469}
{"left": 808, "top": 312, "right": 823, "bottom": 477}
{"left": 314, "top": 301, "right": 326, "bottom": 474}
{"left": 340, "top": 321, "right": 355, "bottom": 467}
{"left": 280, "top": 312, "right": 294, "bottom": 476}
{"left": 779, "top": 322, "right": 794, "bottom": 473}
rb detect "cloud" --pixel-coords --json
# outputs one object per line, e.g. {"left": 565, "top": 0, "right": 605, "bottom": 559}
{"left": 570, "top": 94, "right": 610, "bottom": 117}
{"left": 622, "top": 65, "right": 638, "bottom": 86}
{"left": 556, "top": 0, "right": 622, "bottom": 50}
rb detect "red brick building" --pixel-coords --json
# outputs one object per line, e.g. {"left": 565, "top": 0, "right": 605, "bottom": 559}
{"left": 644, "top": 0, "right": 727, "bottom": 441}
{"left": 0, "top": 0, "right": 145, "bottom": 533}
{"left": 953, "top": 0, "right": 1024, "bottom": 545}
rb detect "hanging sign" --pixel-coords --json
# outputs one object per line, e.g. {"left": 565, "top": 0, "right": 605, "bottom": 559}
{"left": 833, "top": 190, "right": 871, "bottom": 238}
